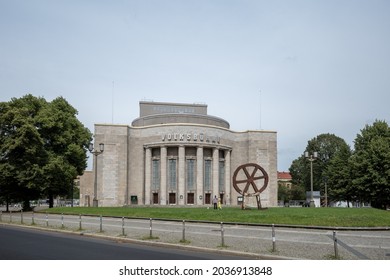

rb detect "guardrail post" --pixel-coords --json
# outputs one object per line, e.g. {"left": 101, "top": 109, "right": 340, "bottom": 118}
{"left": 221, "top": 222, "right": 225, "bottom": 247}
{"left": 272, "top": 224, "right": 276, "bottom": 252}
{"left": 182, "top": 220, "right": 186, "bottom": 242}
{"left": 122, "top": 217, "right": 125, "bottom": 236}
{"left": 149, "top": 218, "right": 153, "bottom": 238}
{"left": 333, "top": 231, "right": 339, "bottom": 259}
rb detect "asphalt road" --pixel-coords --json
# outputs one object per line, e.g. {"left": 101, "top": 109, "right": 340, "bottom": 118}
{"left": 1, "top": 211, "right": 390, "bottom": 259}
{"left": 0, "top": 225, "right": 250, "bottom": 260}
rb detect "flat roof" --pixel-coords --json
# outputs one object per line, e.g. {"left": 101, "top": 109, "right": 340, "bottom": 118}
{"left": 139, "top": 101, "right": 208, "bottom": 117}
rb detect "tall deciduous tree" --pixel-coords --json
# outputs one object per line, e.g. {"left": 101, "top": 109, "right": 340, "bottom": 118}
{"left": 37, "top": 97, "right": 92, "bottom": 207}
{"left": 289, "top": 133, "right": 350, "bottom": 198}
{"left": 0, "top": 95, "right": 47, "bottom": 209}
{"left": 324, "top": 144, "right": 353, "bottom": 206}
{"left": 0, "top": 94, "right": 91, "bottom": 210}
{"left": 350, "top": 120, "right": 390, "bottom": 209}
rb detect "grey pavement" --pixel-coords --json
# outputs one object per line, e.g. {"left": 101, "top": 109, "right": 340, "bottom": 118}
{"left": 1, "top": 209, "right": 390, "bottom": 260}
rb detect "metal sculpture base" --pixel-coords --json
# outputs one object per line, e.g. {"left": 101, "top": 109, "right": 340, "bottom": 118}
{"left": 241, "top": 195, "right": 268, "bottom": 210}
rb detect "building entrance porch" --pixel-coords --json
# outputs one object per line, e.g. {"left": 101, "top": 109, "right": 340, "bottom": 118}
{"left": 144, "top": 145, "right": 231, "bottom": 206}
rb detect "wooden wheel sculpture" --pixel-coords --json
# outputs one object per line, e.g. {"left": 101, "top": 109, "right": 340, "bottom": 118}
{"left": 232, "top": 163, "right": 269, "bottom": 210}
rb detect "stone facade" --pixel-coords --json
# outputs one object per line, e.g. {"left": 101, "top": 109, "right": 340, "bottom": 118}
{"left": 80, "top": 101, "right": 278, "bottom": 207}
{"left": 77, "top": 171, "right": 93, "bottom": 207}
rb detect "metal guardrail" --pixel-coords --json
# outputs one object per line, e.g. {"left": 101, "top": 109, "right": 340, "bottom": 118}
{"left": 1, "top": 210, "right": 389, "bottom": 260}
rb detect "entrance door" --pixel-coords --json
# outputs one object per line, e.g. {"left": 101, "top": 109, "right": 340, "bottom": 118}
{"left": 169, "top": 193, "right": 176, "bottom": 204}
{"left": 205, "top": 193, "right": 211, "bottom": 204}
{"left": 153, "top": 193, "right": 159, "bottom": 204}
{"left": 220, "top": 194, "right": 224, "bottom": 204}
{"left": 187, "top": 193, "right": 194, "bottom": 204}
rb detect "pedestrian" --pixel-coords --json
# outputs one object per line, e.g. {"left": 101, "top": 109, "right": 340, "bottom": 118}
{"left": 213, "top": 196, "right": 218, "bottom": 209}
{"left": 218, "top": 198, "right": 222, "bottom": 210}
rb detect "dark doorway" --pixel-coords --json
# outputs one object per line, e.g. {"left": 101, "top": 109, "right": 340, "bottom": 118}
{"left": 153, "top": 193, "right": 159, "bottom": 204}
{"left": 169, "top": 193, "right": 176, "bottom": 204}
{"left": 187, "top": 193, "right": 195, "bottom": 204}
{"left": 205, "top": 193, "right": 211, "bottom": 204}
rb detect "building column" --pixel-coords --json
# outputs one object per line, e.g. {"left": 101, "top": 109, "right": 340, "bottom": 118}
{"left": 224, "top": 150, "right": 231, "bottom": 205}
{"left": 212, "top": 147, "right": 219, "bottom": 198}
{"left": 196, "top": 146, "right": 204, "bottom": 205}
{"left": 144, "top": 147, "right": 151, "bottom": 205}
{"left": 178, "top": 145, "right": 185, "bottom": 205}
{"left": 160, "top": 146, "right": 167, "bottom": 205}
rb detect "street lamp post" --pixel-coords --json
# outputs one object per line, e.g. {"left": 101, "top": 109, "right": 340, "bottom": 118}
{"left": 89, "top": 142, "right": 104, "bottom": 207}
{"left": 305, "top": 151, "right": 318, "bottom": 207}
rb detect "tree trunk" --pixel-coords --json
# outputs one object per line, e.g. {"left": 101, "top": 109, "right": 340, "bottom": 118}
{"left": 48, "top": 193, "right": 54, "bottom": 208}
{"left": 22, "top": 199, "right": 32, "bottom": 211}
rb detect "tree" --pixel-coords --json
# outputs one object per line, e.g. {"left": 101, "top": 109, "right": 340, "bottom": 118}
{"left": 324, "top": 144, "right": 354, "bottom": 206}
{"left": 289, "top": 133, "right": 350, "bottom": 198}
{"left": 0, "top": 95, "right": 92, "bottom": 210}
{"left": 0, "top": 95, "right": 47, "bottom": 209}
{"left": 350, "top": 120, "right": 390, "bottom": 209}
{"left": 37, "top": 97, "right": 92, "bottom": 207}
{"left": 290, "top": 184, "right": 306, "bottom": 200}
{"left": 277, "top": 181, "right": 305, "bottom": 204}
{"left": 277, "top": 184, "right": 291, "bottom": 203}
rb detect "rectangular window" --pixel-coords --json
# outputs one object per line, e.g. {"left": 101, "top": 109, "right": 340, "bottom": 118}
{"left": 168, "top": 158, "right": 177, "bottom": 190}
{"left": 219, "top": 161, "right": 225, "bottom": 192}
{"left": 204, "top": 159, "right": 212, "bottom": 191}
{"left": 186, "top": 159, "right": 195, "bottom": 191}
{"left": 152, "top": 160, "right": 160, "bottom": 191}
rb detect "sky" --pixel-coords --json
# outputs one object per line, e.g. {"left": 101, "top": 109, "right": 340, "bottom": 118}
{"left": 1, "top": 0, "right": 390, "bottom": 172}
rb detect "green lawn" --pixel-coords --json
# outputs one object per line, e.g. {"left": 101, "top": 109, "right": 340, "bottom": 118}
{"left": 41, "top": 206, "right": 390, "bottom": 227}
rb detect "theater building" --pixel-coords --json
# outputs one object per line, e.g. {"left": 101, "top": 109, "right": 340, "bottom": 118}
{"left": 80, "top": 101, "right": 277, "bottom": 207}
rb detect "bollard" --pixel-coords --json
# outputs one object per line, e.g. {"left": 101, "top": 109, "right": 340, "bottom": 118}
{"left": 182, "top": 220, "right": 186, "bottom": 242}
{"left": 149, "top": 218, "right": 153, "bottom": 238}
{"left": 61, "top": 213, "right": 64, "bottom": 228}
{"left": 333, "top": 231, "right": 339, "bottom": 259}
{"left": 46, "top": 213, "right": 48, "bottom": 227}
{"left": 100, "top": 215, "right": 103, "bottom": 232}
{"left": 220, "top": 222, "right": 225, "bottom": 247}
{"left": 32, "top": 211, "right": 35, "bottom": 225}
{"left": 0, "top": 211, "right": 2, "bottom": 222}
{"left": 122, "top": 217, "right": 125, "bottom": 236}
{"left": 10, "top": 210, "right": 12, "bottom": 223}
{"left": 272, "top": 224, "right": 276, "bottom": 252}
{"left": 79, "top": 214, "right": 82, "bottom": 230}
{"left": 21, "top": 210, "right": 23, "bottom": 224}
